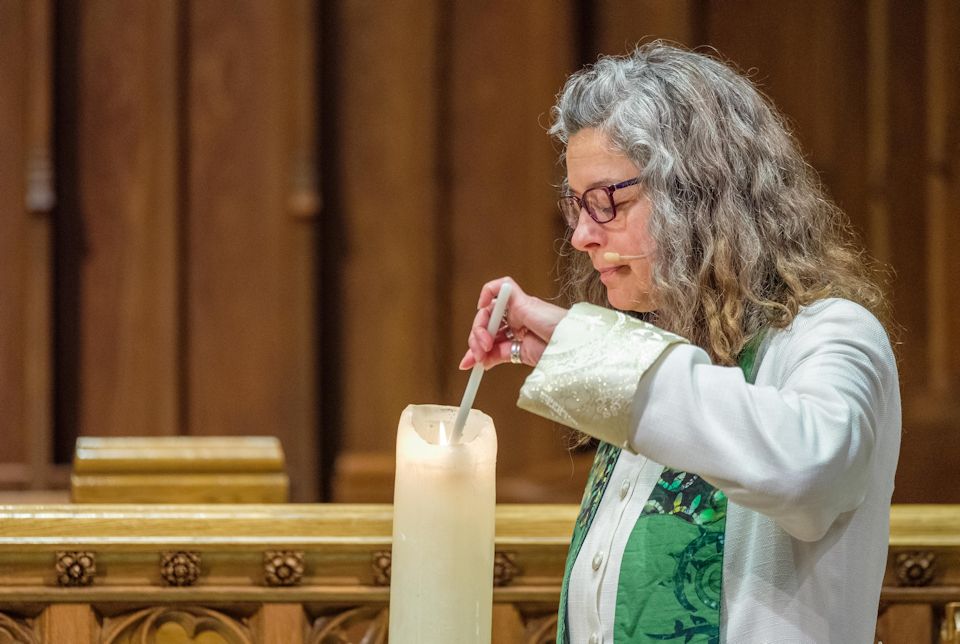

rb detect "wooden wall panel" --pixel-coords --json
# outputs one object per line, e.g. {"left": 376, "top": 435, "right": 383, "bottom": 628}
{"left": 943, "top": 1, "right": 960, "bottom": 380}
{"left": 0, "top": 1, "right": 53, "bottom": 487}
{"left": 706, "top": 0, "right": 870, "bottom": 233}
{"left": 0, "top": 2, "right": 30, "bottom": 470}
{"left": 594, "top": 0, "right": 698, "bottom": 52}
{"left": 59, "top": 0, "right": 179, "bottom": 442}
{"left": 885, "top": 0, "right": 942, "bottom": 502}
{"left": 331, "top": 1, "right": 592, "bottom": 502}
{"left": 0, "top": 1, "right": 954, "bottom": 507}
{"left": 334, "top": 1, "right": 442, "bottom": 456}
{"left": 186, "top": 1, "right": 319, "bottom": 501}
{"left": 893, "top": 0, "right": 960, "bottom": 504}
{"left": 886, "top": 0, "right": 929, "bottom": 393}
{"left": 23, "top": 0, "right": 54, "bottom": 488}
{"left": 924, "top": 0, "right": 958, "bottom": 396}
{"left": 867, "top": 0, "right": 893, "bottom": 268}
{"left": 445, "top": 1, "right": 584, "bottom": 501}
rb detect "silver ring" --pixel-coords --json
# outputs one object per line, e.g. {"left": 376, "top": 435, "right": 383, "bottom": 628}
{"left": 510, "top": 339, "right": 522, "bottom": 364}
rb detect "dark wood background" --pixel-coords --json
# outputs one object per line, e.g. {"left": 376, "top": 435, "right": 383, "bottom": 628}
{"left": 1, "top": 0, "right": 957, "bottom": 505}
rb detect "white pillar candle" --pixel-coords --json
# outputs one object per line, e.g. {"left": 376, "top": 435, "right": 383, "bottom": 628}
{"left": 389, "top": 403, "right": 497, "bottom": 644}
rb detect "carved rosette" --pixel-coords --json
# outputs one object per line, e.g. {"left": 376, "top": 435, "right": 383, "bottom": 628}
{"left": 55, "top": 551, "right": 95, "bottom": 587}
{"left": 264, "top": 550, "right": 305, "bottom": 586}
{"left": 0, "top": 613, "right": 40, "bottom": 644}
{"left": 101, "top": 606, "right": 252, "bottom": 644}
{"left": 895, "top": 551, "right": 937, "bottom": 586}
{"left": 371, "top": 550, "right": 391, "bottom": 586}
{"left": 494, "top": 551, "right": 520, "bottom": 587}
{"left": 160, "top": 551, "right": 202, "bottom": 587}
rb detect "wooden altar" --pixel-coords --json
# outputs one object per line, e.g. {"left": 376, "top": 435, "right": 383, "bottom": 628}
{"left": 0, "top": 503, "right": 957, "bottom": 643}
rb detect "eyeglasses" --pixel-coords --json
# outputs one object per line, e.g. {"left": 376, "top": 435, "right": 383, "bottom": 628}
{"left": 558, "top": 176, "right": 642, "bottom": 228}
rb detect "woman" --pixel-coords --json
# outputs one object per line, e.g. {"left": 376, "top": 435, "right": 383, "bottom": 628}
{"left": 461, "top": 43, "right": 900, "bottom": 644}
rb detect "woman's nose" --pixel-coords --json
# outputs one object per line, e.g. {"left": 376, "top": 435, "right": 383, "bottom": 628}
{"left": 570, "top": 210, "right": 602, "bottom": 251}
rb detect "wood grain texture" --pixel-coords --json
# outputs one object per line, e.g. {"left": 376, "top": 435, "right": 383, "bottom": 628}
{"left": 186, "top": 1, "right": 319, "bottom": 502}
{"left": 593, "top": 0, "right": 698, "bottom": 52}
{"left": 444, "top": 0, "right": 580, "bottom": 500}
{"left": 0, "top": 2, "right": 29, "bottom": 470}
{"left": 706, "top": 0, "right": 870, "bottom": 233}
{"left": 875, "top": 603, "right": 934, "bottom": 644}
{"left": 886, "top": 0, "right": 929, "bottom": 391}
{"left": 893, "top": 0, "right": 960, "bottom": 504}
{"left": 333, "top": 0, "right": 443, "bottom": 457}
{"left": 943, "top": 2, "right": 960, "bottom": 383}
{"left": 39, "top": 604, "right": 97, "bottom": 644}
{"left": 72, "top": 436, "right": 286, "bottom": 474}
{"left": 253, "top": 604, "right": 306, "bottom": 644}
{"left": 58, "top": 0, "right": 180, "bottom": 441}
{"left": 0, "top": 0, "right": 52, "bottom": 488}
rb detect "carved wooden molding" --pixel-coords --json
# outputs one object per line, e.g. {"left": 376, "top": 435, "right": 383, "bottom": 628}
{"left": 263, "top": 550, "right": 304, "bottom": 587}
{"left": 310, "top": 606, "right": 388, "bottom": 644}
{"left": 160, "top": 551, "right": 202, "bottom": 587}
{"left": 525, "top": 612, "right": 559, "bottom": 644}
{"left": 895, "top": 551, "right": 937, "bottom": 586}
{"left": 54, "top": 551, "right": 95, "bottom": 587}
{"left": 371, "top": 550, "right": 391, "bottom": 586}
{"left": 370, "top": 549, "right": 521, "bottom": 587}
{"left": 494, "top": 551, "right": 520, "bottom": 587}
{"left": 101, "top": 606, "right": 253, "bottom": 644}
{"left": 0, "top": 613, "right": 39, "bottom": 644}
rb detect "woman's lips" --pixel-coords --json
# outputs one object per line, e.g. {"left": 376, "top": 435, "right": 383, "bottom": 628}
{"left": 598, "top": 265, "right": 625, "bottom": 284}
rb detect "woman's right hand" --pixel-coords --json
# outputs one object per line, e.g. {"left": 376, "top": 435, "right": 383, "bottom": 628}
{"left": 458, "top": 277, "right": 568, "bottom": 370}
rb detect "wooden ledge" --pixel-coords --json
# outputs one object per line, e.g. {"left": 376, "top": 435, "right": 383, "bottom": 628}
{"left": 0, "top": 504, "right": 578, "bottom": 605}
{"left": 70, "top": 436, "right": 289, "bottom": 503}
{"left": 889, "top": 504, "right": 960, "bottom": 547}
{"left": 0, "top": 504, "right": 576, "bottom": 549}
{"left": 2, "top": 503, "right": 953, "bottom": 546}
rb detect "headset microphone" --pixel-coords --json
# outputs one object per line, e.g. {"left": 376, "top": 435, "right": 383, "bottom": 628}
{"left": 603, "top": 252, "right": 648, "bottom": 262}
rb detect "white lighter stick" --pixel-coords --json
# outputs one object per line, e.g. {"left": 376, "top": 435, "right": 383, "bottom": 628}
{"left": 450, "top": 282, "right": 512, "bottom": 444}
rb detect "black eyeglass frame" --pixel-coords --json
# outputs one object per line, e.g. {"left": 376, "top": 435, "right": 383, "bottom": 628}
{"left": 558, "top": 176, "right": 642, "bottom": 228}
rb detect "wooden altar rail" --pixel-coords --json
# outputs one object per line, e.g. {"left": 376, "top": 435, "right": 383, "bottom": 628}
{"left": 0, "top": 504, "right": 957, "bottom": 643}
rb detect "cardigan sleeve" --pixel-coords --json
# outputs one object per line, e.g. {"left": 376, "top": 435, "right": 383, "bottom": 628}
{"left": 517, "top": 302, "right": 687, "bottom": 448}
{"left": 518, "top": 299, "right": 898, "bottom": 542}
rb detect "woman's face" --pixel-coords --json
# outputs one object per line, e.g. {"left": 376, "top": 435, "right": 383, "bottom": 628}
{"left": 566, "top": 128, "right": 656, "bottom": 312}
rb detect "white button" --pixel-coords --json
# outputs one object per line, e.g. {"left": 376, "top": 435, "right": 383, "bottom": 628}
{"left": 592, "top": 552, "right": 604, "bottom": 570}
{"left": 588, "top": 633, "right": 601, "bottom": 644}
{"left": 619, "top": 480, "right": 630, "bottom": 499}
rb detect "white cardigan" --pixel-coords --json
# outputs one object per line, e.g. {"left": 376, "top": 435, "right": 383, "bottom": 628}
{"left": 518, "top": 298, "right": 900, "bottom": 643}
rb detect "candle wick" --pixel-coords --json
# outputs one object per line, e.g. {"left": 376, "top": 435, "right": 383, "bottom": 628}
{"left": 450, "top": 283, "right": 512, "bottom": 443}
{"left": 437, "top": 421, "right": 449, "bottom": 446}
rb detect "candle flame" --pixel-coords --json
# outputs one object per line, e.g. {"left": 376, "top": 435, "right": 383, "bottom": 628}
{"left": 437, "top": 421, "right": 450, "bottom": 446}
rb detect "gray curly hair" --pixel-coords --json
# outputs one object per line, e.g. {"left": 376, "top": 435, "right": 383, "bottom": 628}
{"left": 550, "top": 42, "right": 890, "bottom": 365}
